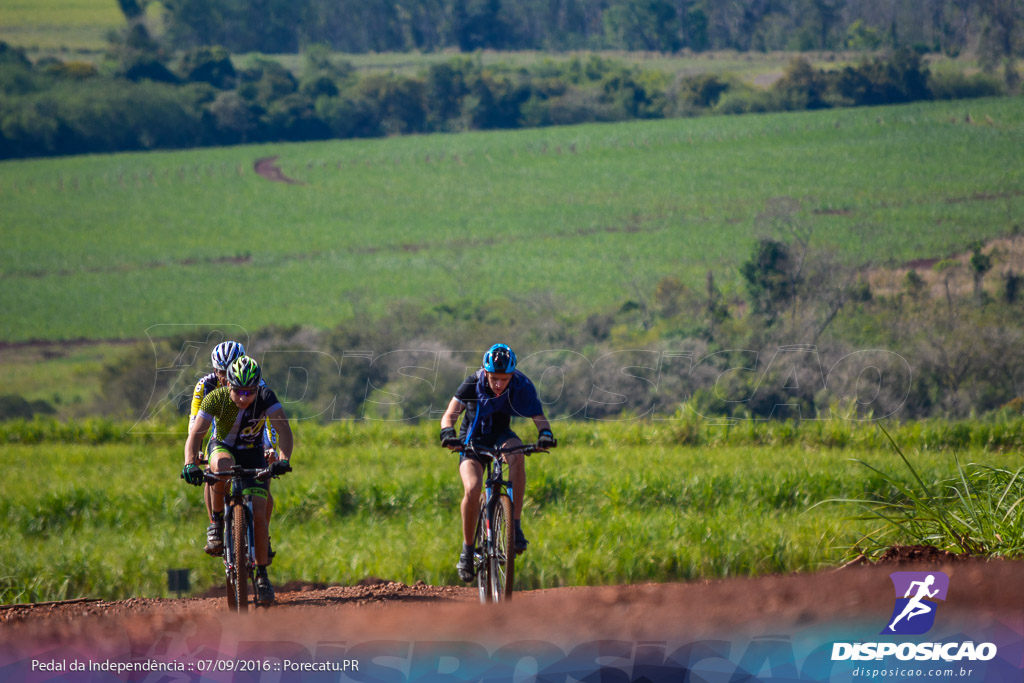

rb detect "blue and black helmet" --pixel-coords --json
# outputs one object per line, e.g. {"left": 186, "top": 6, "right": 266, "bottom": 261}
{"left": 212, "top": 341, "right": 246, "bottom": 371}
{"left": 482, "top": 343, "right": 516, "bottom": 374}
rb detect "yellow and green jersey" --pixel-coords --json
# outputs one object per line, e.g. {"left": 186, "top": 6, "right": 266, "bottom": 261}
{"left": 190, "top": 373, "right": 278, "bottom": 448}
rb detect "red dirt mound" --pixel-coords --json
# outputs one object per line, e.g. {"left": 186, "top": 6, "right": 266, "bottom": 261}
{"left": 840, "top": 544, "right": 977, "bottom": 568}
{"left": 875, "top": 544, "right": 974, "bottom": 565}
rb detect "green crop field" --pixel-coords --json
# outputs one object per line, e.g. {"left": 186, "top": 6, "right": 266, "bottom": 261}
{"left": 0, "top": 0, "right": 126, "bottom": 52}
{"left": 3, "top": 423, "right": 1018, "bottom": 603}
{"left": 2, "top": 97, "right": 1022, "bottom": 343}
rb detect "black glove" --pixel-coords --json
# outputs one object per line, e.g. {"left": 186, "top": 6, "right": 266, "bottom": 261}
{"left": 537, "top": 429, "right": 557, "bottom": 449}
{"left": 181, "top": 463, "right": 204, "bottom": 486}
{"left": 270, "top": 460, "right": 292, "bottom": 476}
{"left": 440, "top": 426, "right": 459, "bottom": 449}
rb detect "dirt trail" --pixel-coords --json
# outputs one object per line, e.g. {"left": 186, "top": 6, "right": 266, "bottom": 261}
{"left": 2, "top": 559, "right": 1020, "bottom": 652}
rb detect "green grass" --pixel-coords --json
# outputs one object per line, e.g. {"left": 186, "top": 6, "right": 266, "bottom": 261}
{"left": 244, "top": 48, "right": 887, "bottom": 82}
{"left": 0, "top": 342, "right": 133, "bottom": 417}
{"left": 0, "top": 0, "right": 126, "bottom": 52}
{"left": 1, "top": 97, "right": 1022, "bottom": 342}
{"left": 825, "top": 426, "right": 1024, "bottom": 558}
{"left": 1, "top": 429, "right": 1018, "bottom": 602}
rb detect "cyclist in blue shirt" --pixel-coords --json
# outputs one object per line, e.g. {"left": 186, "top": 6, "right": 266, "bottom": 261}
{"left": 439, "top": 344, "right": 557, "bottom": 582}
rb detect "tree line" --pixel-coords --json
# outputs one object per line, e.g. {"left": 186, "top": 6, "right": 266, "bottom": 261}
{"left": 156, "top": 0, "right": 1022, "bottom": 67}
{"left": 89, "top": 232, "right": 1024, "bottom": 425}
{"left": 0, "top": 40, "right": 1005, "bottom": 159}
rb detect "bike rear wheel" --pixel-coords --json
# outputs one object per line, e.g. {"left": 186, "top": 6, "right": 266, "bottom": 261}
{"left": 490, "top": 494, "right": 515, "bottom": 602}
{"left": 232, "top": 504, "right": 249, "bottom": 612}
{"left": 474, "top": 502, "right": 490, "bottom": 604}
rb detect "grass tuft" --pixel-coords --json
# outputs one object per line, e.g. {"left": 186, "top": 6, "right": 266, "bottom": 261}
{"left": 822, "top": 423, "right": 1024, "bottom": 559}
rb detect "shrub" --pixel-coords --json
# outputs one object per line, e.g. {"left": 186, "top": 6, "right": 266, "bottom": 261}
{"left": 714, "top": 89, "right": 778, "bottom": 115}
{"left": 0, "top": 395, "right": 56, "bottom": 420}
{"left": 178, "top": 46, "right": 236, "bottom": 89}
{"left": 928, "top": 71, "right": 1004, "bottom": 100}
{"left": 772, "top": 58, "right": 834, "bottom": 110}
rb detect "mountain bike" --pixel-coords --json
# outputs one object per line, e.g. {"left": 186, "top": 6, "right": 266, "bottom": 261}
{"left": 202, "top": 464, "right": 288, "bottom": 612}
{"left": 460, "top": 442, "right": 547, "bottom": 604}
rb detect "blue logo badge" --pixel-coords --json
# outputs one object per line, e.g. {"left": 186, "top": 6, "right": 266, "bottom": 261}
{"left": 881, "top": 571, "right": 949, "bottom": 635}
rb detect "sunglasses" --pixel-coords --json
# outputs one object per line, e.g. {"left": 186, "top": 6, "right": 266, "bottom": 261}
{"left": 231, "top": 387, "right": 256, "bottom": 396}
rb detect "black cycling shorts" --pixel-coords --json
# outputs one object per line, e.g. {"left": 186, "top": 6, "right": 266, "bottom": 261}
{"left": 209, "top": 440, "right": 270, "bottom": 493}
{"left": 459, "top": 429, "right": 519, "bottom": 466}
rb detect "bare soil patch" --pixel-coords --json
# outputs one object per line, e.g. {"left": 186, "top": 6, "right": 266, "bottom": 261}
{"left": 254, "top": 156, "right": 304, "bottom": 184}
{"left": 868, "top": 234, "right": 1024, "bottom": 300}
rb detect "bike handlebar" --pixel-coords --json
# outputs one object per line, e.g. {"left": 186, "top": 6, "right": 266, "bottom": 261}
{"left": 455, "top": 442, "right": 549, "bottom": 460}
{"left": 201, "top": 464, "right": 287, "bottom": 485}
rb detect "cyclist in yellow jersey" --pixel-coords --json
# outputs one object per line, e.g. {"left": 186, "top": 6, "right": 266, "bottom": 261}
{"left": 182, "top": 356, "right": 294, "bottom": 605}
{"left": 188, "top": 341, "right": 280, "bottom": 556}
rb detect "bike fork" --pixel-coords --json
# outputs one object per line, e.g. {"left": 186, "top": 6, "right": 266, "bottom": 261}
{"left": 244, "top": 500, "right": 256, "bottom": 569}
{"left": 223, "top": 501, "right": 235, "bottom": 580}
{"left": 483, "top": 486, "right": 495, "bottom": 549}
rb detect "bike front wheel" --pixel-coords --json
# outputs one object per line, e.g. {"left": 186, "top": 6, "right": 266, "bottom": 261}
{"left": 223, "top": 514, "right": 237, "bottom": 611}
{"left": 232, "top": 504, "right": 249, "bottom": 612}
{"left": 490, "top": 494, "right": 515, "bottom": 602}
{"left": 474, "top": 502, "right": 490, "bottom": 604}
{"left": 225, "top": 570, "right": 237, "bottom": 611}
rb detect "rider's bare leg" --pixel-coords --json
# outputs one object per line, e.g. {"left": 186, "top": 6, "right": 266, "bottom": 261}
{"left": 252, "top": 496, "right": 270, "bottom": 565}
{"left": 459, "top": 459, "right": 484, "bottom": 545}
{"left": 502, "top": 437, "right": 526, "bottom": 520}
{"left": 204, "top": 483, "right": 215, "bottom": 522}
{"left": 210, "top": 452, "right": 234, "bottom": 515}
{"left": 264, "top": 449, "right": 275, "bottom": 524}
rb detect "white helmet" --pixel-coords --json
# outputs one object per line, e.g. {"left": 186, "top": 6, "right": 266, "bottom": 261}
{"left": 211, "top": 341, "right": 246, "bottom": 371}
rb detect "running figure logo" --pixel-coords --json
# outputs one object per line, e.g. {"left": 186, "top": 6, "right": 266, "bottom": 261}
{"left": 882, "top": 571, "right": 950, "bottom": 635}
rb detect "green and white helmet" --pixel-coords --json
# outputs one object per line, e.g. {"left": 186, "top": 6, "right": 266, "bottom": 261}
{"left": 227, "top": 355, "right": 261, "bottom": 388}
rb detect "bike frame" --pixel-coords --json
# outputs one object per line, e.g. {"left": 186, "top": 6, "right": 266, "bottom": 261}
{"left": 222, "top": 472, "right": 258, "bottom": 581}
{"left": 461, "top": 443, "right": 546, "bottom": 604}
{"left": 203, "top": 464, "right": 276, "bottom": 611}
{"left": 477, "top": 451, "right": 511, "bottom": 581}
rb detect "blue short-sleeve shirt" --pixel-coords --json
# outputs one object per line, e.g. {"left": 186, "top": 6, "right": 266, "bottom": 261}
{"left": 453, "top": 369, "right": 544, "bottom": 443}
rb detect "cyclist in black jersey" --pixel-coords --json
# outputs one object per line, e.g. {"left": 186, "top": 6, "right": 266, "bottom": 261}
{"left": 439, "top": 344, "right": 557, "bottom": 582}
{"left": 182, "top": 355, "right": 294, "bottom": 605}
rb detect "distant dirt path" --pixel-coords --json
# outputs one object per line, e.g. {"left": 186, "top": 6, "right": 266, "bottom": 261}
{"left": 254, "top": 156, "right": 303, "bottom": 184}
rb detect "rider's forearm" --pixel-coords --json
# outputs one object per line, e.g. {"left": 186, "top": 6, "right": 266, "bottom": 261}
{"left": 440, "top": 407, "right": 461, "bottom": 429}
{"left": 271, "top": 413, "right": 293, "bottom": 460}
{"left": 185, "top": 416, "right": 211, "bottom": 465}
{"left": 440, "top": 398, "right": 464, "bottom": 430}
{"left": 184, "top": 434, "right": 200, "bottom": 465}
{"left": 532, "top": 415, "right": 551, "bottom": 433}
{"left": 276, "top": 428, "right": 293, "bottom": 461}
